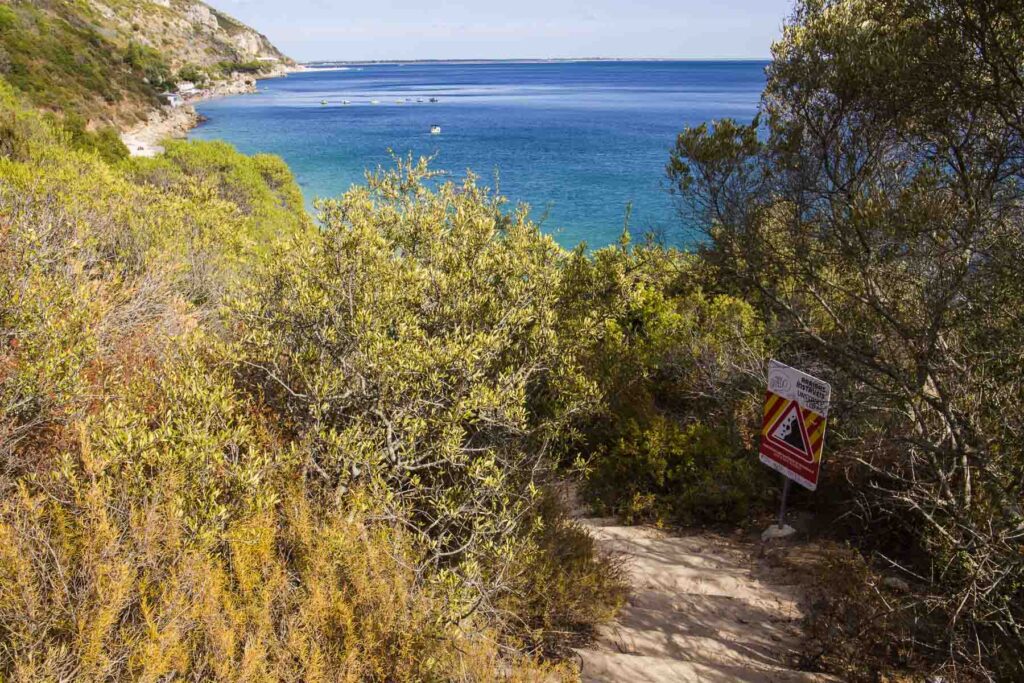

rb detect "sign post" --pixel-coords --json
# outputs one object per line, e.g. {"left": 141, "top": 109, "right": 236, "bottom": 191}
{"left": 759, "top": 360, "right": 831, "bottom": 539}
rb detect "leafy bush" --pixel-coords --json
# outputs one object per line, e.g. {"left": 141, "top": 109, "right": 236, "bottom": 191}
{"left": 1, "top": 99, "right": 623, "bottom": 677}
{"left": 0, "top": 6, "right": 17, "bottom": 32}
{"left": 0, "top": 387, "right": 568, "bottom": 681}
{"left": 215, "top": 59, "right": 271, "bottom": 76}
{"left": 123, "top": 42, "right": 174, "bottom": 91}
{"left": 227, "top": 158, "right": 602, "bottom": 623}
{"left": 128, "top": 139, "right": 310, "bottom": 247}
{"left": 177, "top": 64, "right": 209, "bottom": 86}
{"left": 0, "top": 82, "right": 57, "bottom": 160}
{"left": 586, "top": 417, "right": 767, "bottom": 526}
{"left": 50, "top": 112, "right": 129, "bottom": 164}
{"left": 557, "top": 239, "right": 772, "bottom": 526}
{"left": 497, "top": 492, "right": 627, "bottom": 656}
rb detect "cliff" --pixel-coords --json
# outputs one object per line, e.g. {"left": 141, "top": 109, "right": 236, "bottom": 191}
{"left": 90, "top": 0, "right": 290, "bottom": 70}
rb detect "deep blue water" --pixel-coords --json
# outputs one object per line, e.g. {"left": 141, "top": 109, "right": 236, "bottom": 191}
{"left": 190, "top": 60, "right": 767, "bottom": 248}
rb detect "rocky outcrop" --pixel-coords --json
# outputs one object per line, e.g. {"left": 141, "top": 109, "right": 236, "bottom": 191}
{"left": 86, "top": 0, "right": 293, "bottom": 71}
{"left": 229, "top": 29, "right": 265, "bottom": 58}
{"left": 185, "top": 2, "right": 219, "bottom": 31}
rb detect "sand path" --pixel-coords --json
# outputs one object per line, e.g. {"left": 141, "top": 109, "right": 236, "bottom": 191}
{"left": 575, "top": 517, "right": 839, "bottom": 683}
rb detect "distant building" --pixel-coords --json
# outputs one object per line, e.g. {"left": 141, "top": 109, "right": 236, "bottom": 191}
{"left": 256, "top": 56, "right": 279, "bottom": 62}
{"left": 162, "top": 92, "right": 184, "bottom": 107}
{"left": 177, "top": 81, "right": 197, "bottom": 94}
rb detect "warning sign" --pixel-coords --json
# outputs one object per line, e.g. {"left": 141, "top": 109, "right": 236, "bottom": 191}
{"left": 759, "top": 360, "right": 831, "bottom": 491}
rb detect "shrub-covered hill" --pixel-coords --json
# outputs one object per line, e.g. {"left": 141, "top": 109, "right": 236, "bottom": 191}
{"left": 0, "top": 0, "right": 291, "bottom": 125}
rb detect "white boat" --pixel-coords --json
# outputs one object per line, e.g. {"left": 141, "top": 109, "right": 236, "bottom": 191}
{"left": 430, "top": 125, "right": 442, "bottom": 135}
{"left": 370, "top": 99, "right": 380, "bottom": 105}
{"left": 320, "top": 100, "right": 328, "bottom": 105}
{"left": 342, "top": 100, "right": 351, "bottom": 105}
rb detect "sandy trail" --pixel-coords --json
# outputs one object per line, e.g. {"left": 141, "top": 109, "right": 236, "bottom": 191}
{"left": 575, "top": 517, "right": 839, "bottom": 683}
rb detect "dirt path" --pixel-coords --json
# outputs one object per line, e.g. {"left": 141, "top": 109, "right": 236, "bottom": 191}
{"left": 575, "top": 517, "right": 839, "bottom": 683}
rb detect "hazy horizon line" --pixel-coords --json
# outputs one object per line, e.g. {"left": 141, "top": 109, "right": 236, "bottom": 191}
{"left": 301, "top": 56, "right": 773, "bottom": 65}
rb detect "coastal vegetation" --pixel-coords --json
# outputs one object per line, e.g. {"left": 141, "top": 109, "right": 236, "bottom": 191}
{"left": 0, "top": 1, "right": 163, "bottom": 122}
{"left": 1, "top": 0, "right": 1023, "bottom": 681}
{"left": 0, "top": 79, "right": 626, "bottom": 680}
{"left": 0, "top": 0, "right": 291, "bottom": 125}
{"left": 665, "top": 1, "right": 1024, "bottom": 678}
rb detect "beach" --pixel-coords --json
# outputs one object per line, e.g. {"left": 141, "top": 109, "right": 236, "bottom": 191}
{"left": 121, "top": 64, "right": 303, "bottom": 157}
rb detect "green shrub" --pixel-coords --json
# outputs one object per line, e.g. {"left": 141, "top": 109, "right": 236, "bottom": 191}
{"left": 498, "top": 492, "right": 627, "bottom": 656}
{"left": 50, "top": 112, "right": 129, "bottom": 164}
{"left": 585, "top": 417, "right": 767, "bottom": 526}
{"left": 176, "top": 64, "right": 208, "bottom": 86}
{"left": 0, "top": 6, "right": 17, "bottom": 32}
{"left": 0, "top": 81, "right": 56, "bottom": 159}
{"left": 0, "top": 425, "right": 571, "bottom": 681}
{"left": 215, "top": 59, "right": 270, "bottom": 76}
{"left": 128, "top": 139, "right": 309, "bottom": 245}
{"left": 226, "top": 158, "right": 601, "bottom": 625}
{"left": 123, "top": 42, "right": 173, "bottom": 91}
{"left": 669, "top": 0, "right": 1024, "bottom": 676}
{"left": 557, "top": 239, "right": 772, "bottom": 527}
{"left": 0, "top": 97, "right": 606, "bottom": 680}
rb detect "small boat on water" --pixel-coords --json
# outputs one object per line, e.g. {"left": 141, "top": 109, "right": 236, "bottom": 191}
{"left": 416, "top": 98, "right": 424, "bottom": 103}
{"left": 430, "top": 125, "right": 442, "bottom": 135}
{"left": 320, "top": 100, "right": 328, "bottom": 105}
{"left": 429, "top": 97, "right": 439, "bottom": 103}
{"left": 342, "top": 100, "right": 351, "bottom": 105}
{"left": 370, "top": 99, "right": 380, "bottom": 105}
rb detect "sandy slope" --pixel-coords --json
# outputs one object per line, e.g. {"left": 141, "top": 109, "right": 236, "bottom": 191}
{"left": 575, "top": 518, "right": 840, "bottom": 683}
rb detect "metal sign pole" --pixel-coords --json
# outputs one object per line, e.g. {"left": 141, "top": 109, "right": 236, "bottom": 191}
{"left": 778, "top": 475, "right": 791, "bottom": 528}
{"left": 762, "top": 474, "right": 796, "bottom": 540}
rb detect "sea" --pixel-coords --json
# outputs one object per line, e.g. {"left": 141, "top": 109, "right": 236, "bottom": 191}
{"left": 190, "top": 60, "right": 768, "bottom": 248}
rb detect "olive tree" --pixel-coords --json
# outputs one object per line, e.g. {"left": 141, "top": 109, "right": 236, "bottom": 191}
{"left": 670, "top": 0, "right": 1024, "bottom": 677}
{"left": 228, "top": 159, "right": 597, "bottom": 618}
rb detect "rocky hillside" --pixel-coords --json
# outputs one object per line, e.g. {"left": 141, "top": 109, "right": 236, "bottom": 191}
{"left": 0, "top": 0, "right": 291, "bottom": 125}
{"left": 90, "top": 0, "right": 290, "bottom": 70}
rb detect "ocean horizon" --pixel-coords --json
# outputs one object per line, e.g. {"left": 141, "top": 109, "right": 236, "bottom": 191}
{"left": 191, "top": 59, "right": 768, "bottom": 248}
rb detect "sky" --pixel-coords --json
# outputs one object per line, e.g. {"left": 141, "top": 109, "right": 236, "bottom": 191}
{"left": 206, "top": 0, "right": 795, "bottom": 62}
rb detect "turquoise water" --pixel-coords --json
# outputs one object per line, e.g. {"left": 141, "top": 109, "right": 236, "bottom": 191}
{"left": 191, "top": 60, "right": 767, "bottom": 248}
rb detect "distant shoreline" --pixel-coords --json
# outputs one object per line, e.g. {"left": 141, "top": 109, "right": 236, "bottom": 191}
{"left": 304, "top": 57, "right": 772, "bottom": 68}
{"left": 120, "top": 65, "right": 302, "bottom": 157}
